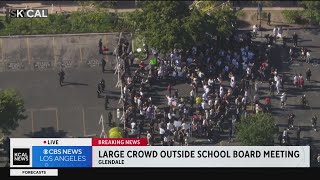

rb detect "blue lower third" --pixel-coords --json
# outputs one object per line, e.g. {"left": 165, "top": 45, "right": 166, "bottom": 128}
{"left": 32, "top": 146, "right": 92, "bottom": 168}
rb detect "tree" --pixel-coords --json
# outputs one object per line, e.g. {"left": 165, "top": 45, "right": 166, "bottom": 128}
{"left": 0, "top": 89, "right": 27, "bottom": 135}
{"left": 211, "top": 4, "right": 237, "bottom": 37}
{"left": 236, "top": 113, "right": 276, "bottom": 146}
{"left": 136, "top": 1, "right": 192, "bottom": 53}
{"left": 108, "top": 127, "right": 123, "bottom": 138}
{"left": 300, "top": 1, "right": 320, "bottom": 25}
{"left": 183, "top": 8, "right": 213, "bottom": 44}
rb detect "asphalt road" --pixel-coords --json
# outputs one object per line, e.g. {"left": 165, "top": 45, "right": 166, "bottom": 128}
{"left": 0, "top": 28, "right": 319, "bottom": 144}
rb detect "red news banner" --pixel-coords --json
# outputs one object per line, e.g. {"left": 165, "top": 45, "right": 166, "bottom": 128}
{"left": 92, "top": 138, "right": 148, "bottom": 146}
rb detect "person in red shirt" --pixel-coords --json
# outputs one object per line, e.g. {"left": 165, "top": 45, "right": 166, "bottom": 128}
{"left": 298, "top": 77, "right": 304, "bottom": 89}
{"left": 265, "top": 97, "right": 271, "bottom": 112}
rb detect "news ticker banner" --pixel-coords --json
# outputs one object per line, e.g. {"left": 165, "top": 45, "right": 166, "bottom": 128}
{"left": 10, "top": 138, "right": 310, "bottom": 168}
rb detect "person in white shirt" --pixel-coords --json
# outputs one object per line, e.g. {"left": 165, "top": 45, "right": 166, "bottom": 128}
{"left": 202, "top": 92, "right": 208, "bottom": 101}
{"left": 253, "top": 24, "right": 257, "bottom": 37}
{"left": 242, "top": 96, "right": 248, "bottom": 105}
{"left": 219, "top": 86, "right": 224, "bottom": 97}
{"left": 131, "top": 121, "right": 136, "bottom": 129}
{"left": 246, "top": 67, "right": 251, "bottom": 75}
{"left": 146, "top": 131, "right": 152, "bottom": 146}
{"left": 166, "top": 95, "right": 173, "bottom": 106}
{"left": 273, "top": 27, "right": 277, "bottom": 36}
{"left": 201, "top": 100, "right": 209, "bottom": 110}
{"left": 293, "top": 74, "right": 298, "bottom": 87}
{"left": 274, "top": 74, "right": 279, "bottom": 82}
{"left": 306, "top": 51, "right": 311, "bottom": 63}
{"left": 167, "top": 121, "right": 174, "bottom": 131}
{"left": 208, "top": 78, "right": 214, "bottom": 86}
{"left": 280, "top": 92, "right": 287, "bottom": 108}
{"left": 276, "top": 80, "right": 281, "bottom": 94}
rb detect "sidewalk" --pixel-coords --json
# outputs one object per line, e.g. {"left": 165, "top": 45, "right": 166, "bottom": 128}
{"left": 1, "top": 2, "right": 142, "bottom": 15}
{"left": 1, "top": 2, "right": 304, "bottom": 15}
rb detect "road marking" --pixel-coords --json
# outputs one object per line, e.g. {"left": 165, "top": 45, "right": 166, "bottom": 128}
{"left": 52, "top": 37, "right": 57, "bottom": 67}
{"left": 82, "top": 107, "right": 86, "bottom": 136}
{"left": 26, "top": 38, "right": 31, "bottom": 65}
{"left": 0, "top": 38, "right": 3, "bottom": 63}
{"left": 31, "top": 111, "right": 34, "bottom": 133}
{"left": 80, "top": 47, "right": 83, "bottom": 64}
{"left": 27, "top": 107, "right": 58, "bottom": 111}
{"left": 55, "top": 109, "right": 59, "bottom": 131}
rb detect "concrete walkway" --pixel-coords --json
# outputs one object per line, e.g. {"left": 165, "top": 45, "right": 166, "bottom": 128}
{"left": 0, "top": 2, "right": 305, "bottom": 16}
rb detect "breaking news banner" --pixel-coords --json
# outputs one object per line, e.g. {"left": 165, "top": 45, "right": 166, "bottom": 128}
{"left": 9, "top": 138, "right": 310, "bottom": 176}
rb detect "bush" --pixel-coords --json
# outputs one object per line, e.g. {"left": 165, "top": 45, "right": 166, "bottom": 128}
{"left": 236, "top": 113, "right": 276, "bottom": 146}
{"left": 282, "top": 10, "right": 305, "bottom": 24}
{"left": 235, "top": 10, "right": 245, "bottom": 18}
{"left": 0, "top": 11, "right": 124, "bottom": 36}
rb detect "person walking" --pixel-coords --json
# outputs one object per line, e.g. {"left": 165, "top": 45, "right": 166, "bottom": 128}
{"left": 101, "top": 58, "right": 106, "bottom": 73}
{"left": 280, "top": 92, "right": 287, "bottom": 108}
{"left": 58, "top": 69, "right": 65, "bottom": 86}
{"left": 267, "top": 12, "right": 271, "bottom": 25}
{"left": 311, "top": 115, "right": 317, "bottom": 132}
{"left": 293, "top": 32, "right": 298, "bottom": 47}
{"left": 288, "top": 113, "right": 295, "bottom": 129}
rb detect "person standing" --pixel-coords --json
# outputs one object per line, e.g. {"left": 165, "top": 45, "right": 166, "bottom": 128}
{"left": 101, "top": 58, "right": 106, "bottom": 73}
{"left": 97, "top": 82, "right": 102, "bottom": 98}
{"left": 306, "top": 51, "right": 311, "bottom": 63}
{"left": 167, "top": 83, "right": 172, "bottom": 96}
{"left": 296, "top": 126, "right": 301, "bottom": 145}
{"left": 306, "top": 68, "right": 311, "bottom": 81}
{"left": 99, "top": 39, "right": 103, "bottom": 54}
{"left": 58, "top": 69, "right": 65, "bottom": 86}
{"left": 104, "top": 95, "right": 109, "bottom": 110}
{"left": 108, "top": 112, "right": 112, "bottom": 127}
{"left": 100, "top": 79, "right": 105, "bottom": 92}
{"left": 267, "top": 12, "right": 271, "bottom": 25}
{"left": 293, "top": 32, "right": 298, "bottom": 47}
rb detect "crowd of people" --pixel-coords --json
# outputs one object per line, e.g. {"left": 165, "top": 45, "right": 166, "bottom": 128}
{"left": 113, "top": 31, "right": 283, "bottom": 146}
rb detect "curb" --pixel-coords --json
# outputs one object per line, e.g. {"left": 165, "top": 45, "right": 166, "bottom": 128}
{"left": 0, "top": 32, "right": 132, "bottom": 38}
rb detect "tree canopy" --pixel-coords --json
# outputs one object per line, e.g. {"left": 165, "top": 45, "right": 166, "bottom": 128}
{"left": 0, "top": 89, "right": 27, "bottom": 135}
{"left": 300, "top": 1, "right": 320, "bottom": 24}
{"left": 236, "top": 113, "right": 276, "bottom": 146}
{"left": 134, "top": 1, "right": 236, "bottom": 53}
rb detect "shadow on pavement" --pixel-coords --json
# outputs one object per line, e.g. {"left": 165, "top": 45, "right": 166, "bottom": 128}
{"left": 24, "top": 127, "right": 69, "bottom": 138}
{"left": 62, "top": 82, "right": 89, "bottom": 86}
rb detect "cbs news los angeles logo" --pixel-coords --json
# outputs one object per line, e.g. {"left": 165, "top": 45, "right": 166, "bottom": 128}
{"left": 10, "top": 9, "right": 48, "bottom": 18}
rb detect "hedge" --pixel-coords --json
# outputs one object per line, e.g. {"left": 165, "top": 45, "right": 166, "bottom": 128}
{"left": 0, "top": 11, "right": 133, "bottom": 36}
{"left": 281, "top": 10, "right": 307, "bottom": 24}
